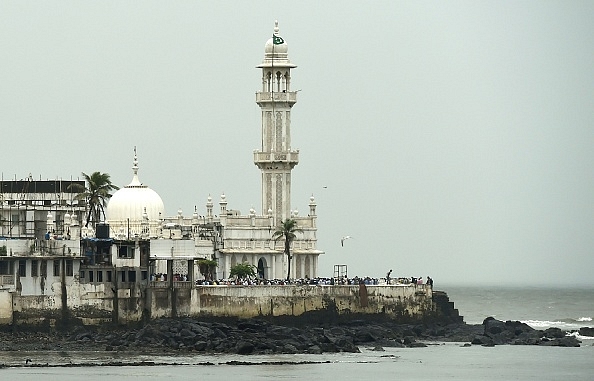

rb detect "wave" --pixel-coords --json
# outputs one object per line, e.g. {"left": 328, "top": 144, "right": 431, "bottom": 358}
{"left": 566, "top": 331, "right": 594, "bottom": 341}
{"left": 521, "top": 317, "right": 593, "bottom": 331}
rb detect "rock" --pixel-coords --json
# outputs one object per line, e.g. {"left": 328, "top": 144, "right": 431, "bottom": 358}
{"left": 193, "top": 341, "right": 207, "bottom": 351}
{"left": 543, "top": 327, "right": 565, "bottom": 339}
{"left": 483, "top": 317, "right": 505, "bottom": 335}
{"left": 471, "top": 335, "right": 494, "bottom": 346}
{"left": 540, "top": 336, "right": 581, "bottom": 347}
{"left": 282, "top": 343, "right": 298, "bottom": 353}
{"left": 238, "top": 320, "right": 267, "bottom": 332}
{"left": 308, "top": 345, "right": 322, "bottom": 354}
{"left": 75, "top": 332, "right": 93, "bottom": 341}
{"left": 0, "top": 315, "right": 584, "bottom": 355}
{"left": 578, "top": 327, "right": 594, "bottom": 337}
{"left": 235, "top": 340, "right": 255, "bottom": 354}
{"left": 354, "top": 330, "right": 376, "bottom": 343}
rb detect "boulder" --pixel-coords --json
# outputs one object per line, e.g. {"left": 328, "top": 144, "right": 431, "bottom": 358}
{"left": 578, "top": 327, "right": 594, "bottom": 337}
{"left": 543, "top": 327, "right": 565, "bottom": 339}
{"left": 540, "top": 336, "right": 580, "bottom": 347}
{"left": 235, "top": 340, "right": 255, "bottom": 355}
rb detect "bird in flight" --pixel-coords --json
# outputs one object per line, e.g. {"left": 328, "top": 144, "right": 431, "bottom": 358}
{"left": 341, "top": 236, "right": 353, "bottom": 247}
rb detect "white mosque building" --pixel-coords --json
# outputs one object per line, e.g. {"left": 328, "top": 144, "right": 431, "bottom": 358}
{"left": 0, "top": 21, "right": 322, "bottom": 307}
{"left": 102, "top": 21, "right": 323, "bottom": 281}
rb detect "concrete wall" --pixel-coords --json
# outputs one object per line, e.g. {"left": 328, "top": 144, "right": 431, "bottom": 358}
{"left": 0, "top": 291, "right": 12, "bottom": 325}
{"left": 1, "top": 283, "right": 439, "bottom": 327}
{"left": 149, "top": 284, "right": 435, "bottom": 321}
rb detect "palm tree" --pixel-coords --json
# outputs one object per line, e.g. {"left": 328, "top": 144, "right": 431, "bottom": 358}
{"left": 69, "top": 172, "right": 119, "bottom": 227}
{"left": 272, "top": 219, "right": 303, "bottom": 281}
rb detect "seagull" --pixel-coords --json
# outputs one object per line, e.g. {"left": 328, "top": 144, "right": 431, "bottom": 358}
{"left": 341, "top": 236, "right": 353, "bottom": 247}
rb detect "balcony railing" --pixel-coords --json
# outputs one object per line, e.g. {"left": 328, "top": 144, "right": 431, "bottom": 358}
{"left": 0, "top": 275, "right": 14, "bottom": 286}
{"left": 253, "top": 151, "right": 299, "bottom": 164}
{"left": 256, "top": 92, "right": 297, "bottom": 103}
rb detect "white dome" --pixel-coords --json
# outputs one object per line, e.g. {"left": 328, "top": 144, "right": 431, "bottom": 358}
{"left": 264, "top": 20, "right": 288, "bottom": 57}
{"left": 106, "top": 152, "right": 165, "bottom": 223}
{"left": 107, "top": 186, "right": 164, "bottom": 222}
{"left": 257, "top": 21, "right": 296, "bottom": 69}
{"left": 265, "top": 36, "right": 288, "bottom": 55}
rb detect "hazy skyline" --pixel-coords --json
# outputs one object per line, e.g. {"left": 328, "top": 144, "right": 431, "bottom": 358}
{"left": 2, "top": 1, "right": 593, "bottom": 286}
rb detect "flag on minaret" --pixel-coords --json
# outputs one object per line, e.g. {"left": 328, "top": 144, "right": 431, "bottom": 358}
{"left": 272, "top": 35, "right": 284, "bottom": 45}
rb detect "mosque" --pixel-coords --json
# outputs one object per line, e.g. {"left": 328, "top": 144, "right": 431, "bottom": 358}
{"left": 0, "top": 22, "right": 445, "bottom": 327}
{"left": 102, "top": 20, "right": 323, "bottom": 282}
{"left": 0, "top": 21, "right": 323, "bottom": 302}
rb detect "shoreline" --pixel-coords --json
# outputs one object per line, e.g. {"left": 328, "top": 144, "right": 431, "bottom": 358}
{"left": 0, "top": 315, "right": 590, "bottom": 361}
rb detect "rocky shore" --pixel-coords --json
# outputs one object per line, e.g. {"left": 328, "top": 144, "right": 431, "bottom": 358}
{"left": 0, "top": 316, "right": 589, "bottom": 356}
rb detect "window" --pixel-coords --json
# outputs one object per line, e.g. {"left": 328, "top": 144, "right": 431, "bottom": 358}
{"left": 118, "top": 246, "right": 135, "bottom": 259}
{"left": 88, "top": 270, "right": 94, "bottom": 282}
{"left": 0, "top": 260, "right": 14, "bottom": 275}
{"left": 66, "top": 260, "right": 73, "bottom": 277}
{"left": 141, "top": 270, "right": 147, "bottom": 280}
{"left": 19, "top": 260, "right": 26, "bottom": 277}
{"left": 40, "top": 261, "right": 47, "bottom": 277}
{"left": 128, "top": 271, "right": 136, "bottom": 282}
{"left": 31, "top": 260, "right": 38, "bottom": 277}
{"left": 80, "top": 270, "right": 85, "bottom": 279}
{"left": 120, "top": 271, "right": 126, "bottom": 282}
{"left": 106, "top": 270, "right": 112, "bottom": 282}
{"left": 97, "top": 270, "right": 103, "bottom": 282}
{"left": 53, "top": 260, "right": 60, "bottom": 277}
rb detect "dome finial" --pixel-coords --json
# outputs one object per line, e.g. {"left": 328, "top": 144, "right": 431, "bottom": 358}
{"left": 132, "top": 146, "right": 139, "bottom": 176}
{"left": 129, "top": 146, "right": 142, "bottom": 187}
{"left": 274, "top": 20, "right": 279, "bottom": 34}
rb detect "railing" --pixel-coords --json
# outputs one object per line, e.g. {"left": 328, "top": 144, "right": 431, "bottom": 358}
{"left": 149, "top": 281, "right": 193, "bottom": 289}
{"left": 256, "top": 92, "right": 297, "bottom": 103}
{"left": 253, "top": 151, "right": 299, "bottom": 164}
{"left": 0, "top": 275, "right": 14, "bottom": 286}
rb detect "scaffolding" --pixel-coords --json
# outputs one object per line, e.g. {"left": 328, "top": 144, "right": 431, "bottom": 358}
{"left": 0, "top": 179, "right": 86, "bottom": 239}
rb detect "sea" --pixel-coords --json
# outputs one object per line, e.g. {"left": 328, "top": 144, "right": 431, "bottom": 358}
{"left": 1, "top": 285, "right": 593, "bottom": 380}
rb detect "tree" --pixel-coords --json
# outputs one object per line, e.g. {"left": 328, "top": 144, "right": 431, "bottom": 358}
{"left": 230, "top": 263, "right": 256, "bottom": 279}
{"left": 69, "top": 172, "right": 119, "bottom": 228}
{"left": 197, "top": 259, "right": 218, "bottom": 281}
{"left": 272, "top": 219, "right": 303, "bottom": 281}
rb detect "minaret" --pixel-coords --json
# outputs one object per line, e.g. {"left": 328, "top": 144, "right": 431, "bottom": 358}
{"left": 254, "top": 21, "right": 299, "bottom": 225}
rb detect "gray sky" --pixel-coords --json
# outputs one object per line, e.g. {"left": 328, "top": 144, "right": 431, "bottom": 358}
{"left": 2, "top": 1, "right": 593, "bottom": 287}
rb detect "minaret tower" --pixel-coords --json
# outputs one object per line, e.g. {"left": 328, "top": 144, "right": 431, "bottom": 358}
{"left": 254, "top": 21, "right": 299, "bottom": 225}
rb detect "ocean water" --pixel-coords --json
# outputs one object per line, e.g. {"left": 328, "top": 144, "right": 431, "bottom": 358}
{"left": 1, "top": 285, "right": 593, "bottom": 380}
{"left": 443, "top": 285, "right": 594, "bottom": 333}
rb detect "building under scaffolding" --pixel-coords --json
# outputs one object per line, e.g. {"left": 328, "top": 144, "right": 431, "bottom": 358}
{"left": 0, "top": 178, "right": 86, "bottom": 239}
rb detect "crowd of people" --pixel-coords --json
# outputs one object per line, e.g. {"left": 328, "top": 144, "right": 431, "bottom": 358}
{"left": 193, "top": 275, "right": 433, "bottom": 287}
{"left": 195, "top": 276, "right": 379, "bottom": 286}
{"left": 150, "top": 273, "right": 190, "bottom": 282}
{"left": 385, "top": 269, "right": 433, "bottom": 287}
{"left": 149, "top": 270, "right": 434, "bottom": 288}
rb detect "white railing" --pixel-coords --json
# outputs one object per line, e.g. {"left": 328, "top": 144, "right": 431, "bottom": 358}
{"left": 256, "top": 92, "right": 297, "bottom": 103}
{"left": 253, "top": 151, "right": 299, "bottom": 163}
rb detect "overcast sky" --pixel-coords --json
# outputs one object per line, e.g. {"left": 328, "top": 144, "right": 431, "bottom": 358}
{"left": 2, "top": 1, "right": 593, "bottom": 287}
